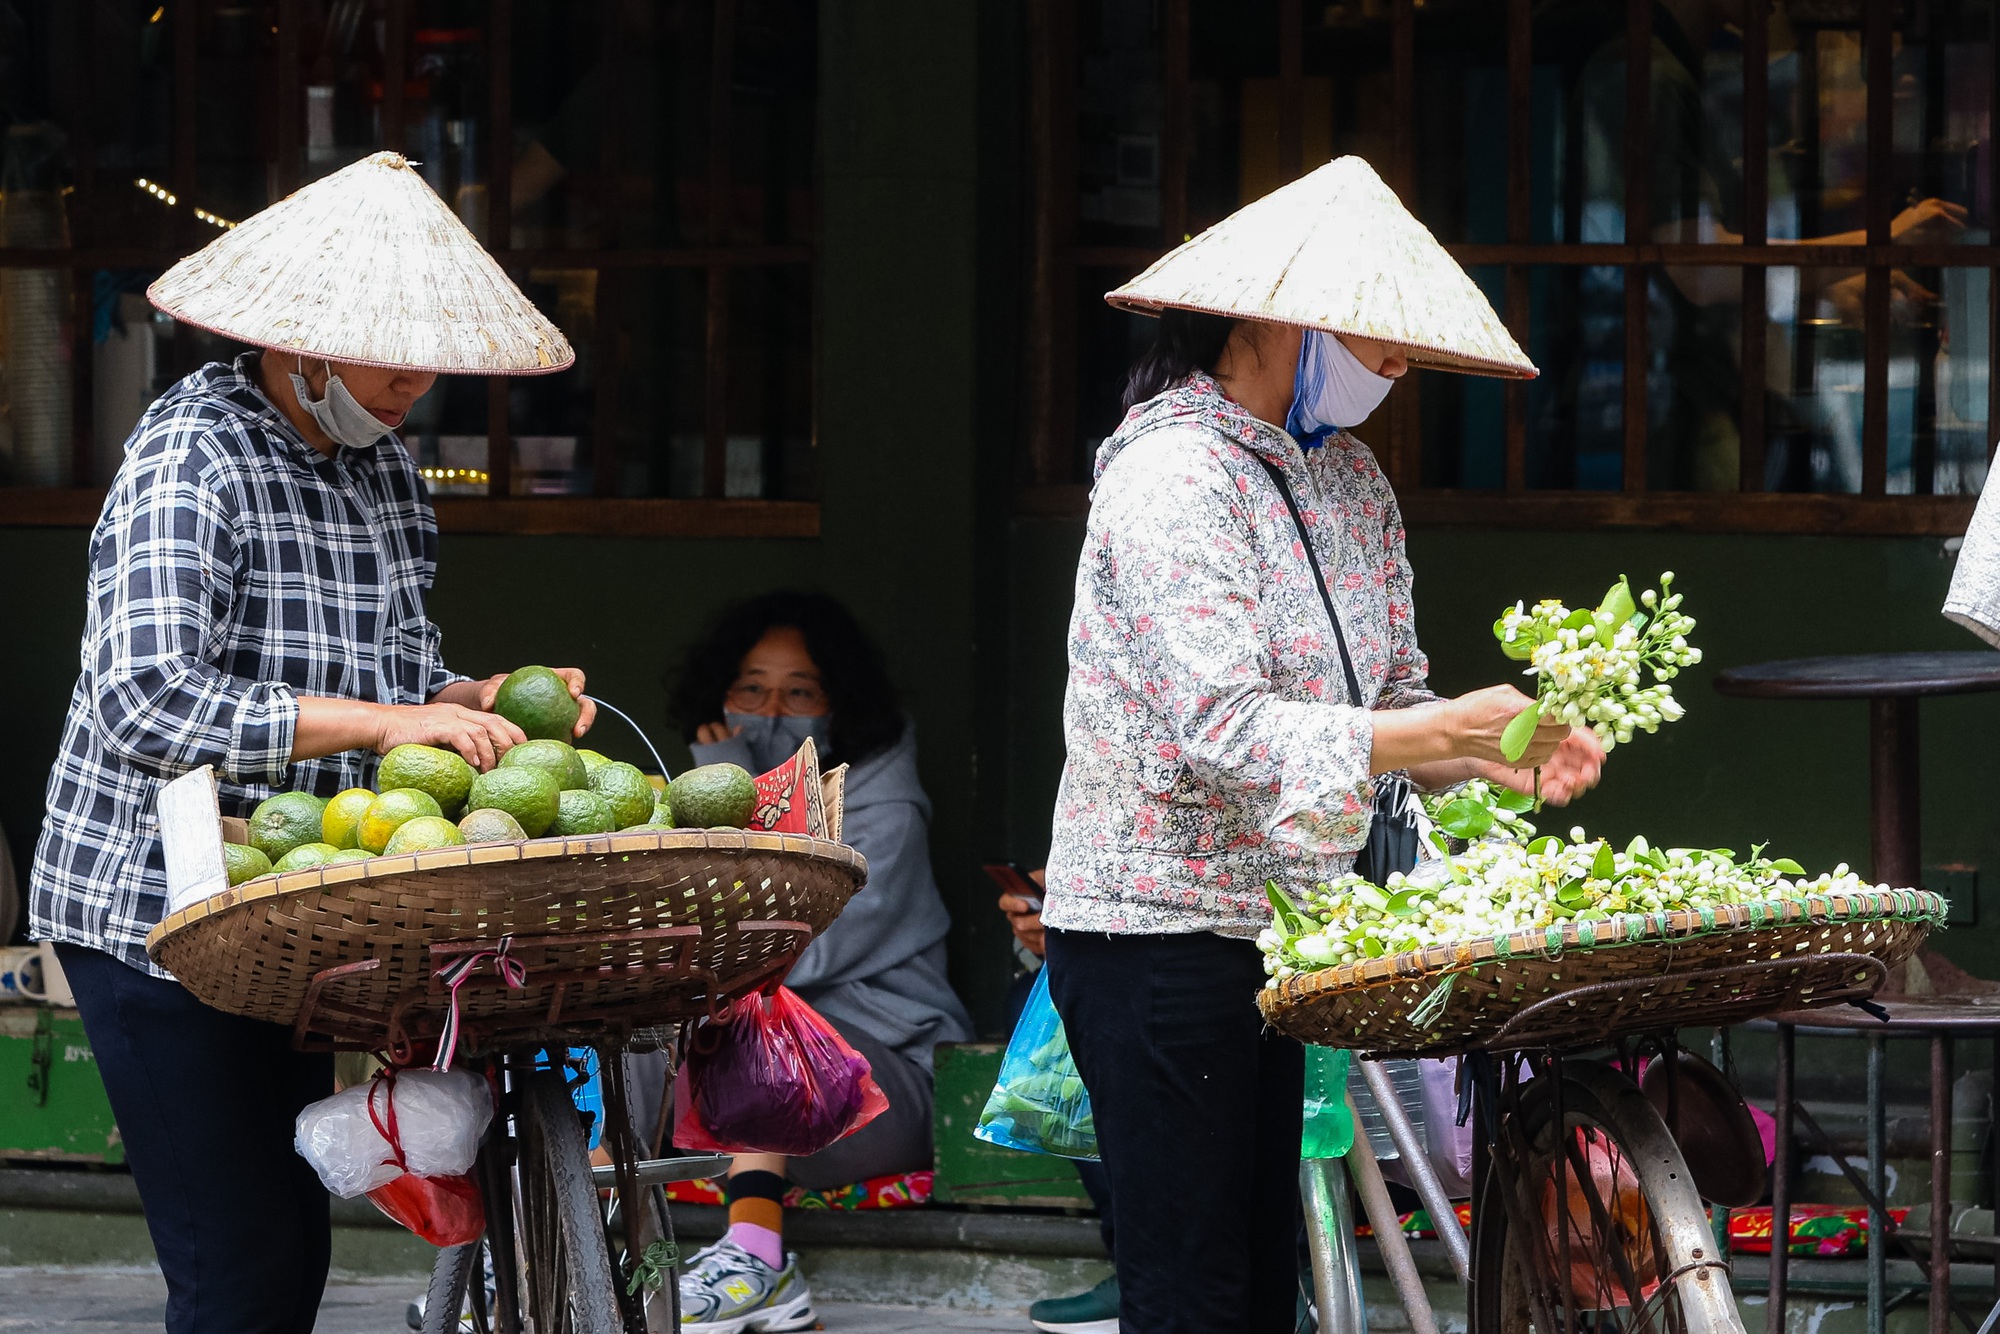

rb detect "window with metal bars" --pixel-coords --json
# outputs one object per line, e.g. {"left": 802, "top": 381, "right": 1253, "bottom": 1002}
{"left": 0, "top": 0, "right": 816, "bottom": 537}
{"left": 1022, "top": 0, "right": 1995, "bottom": 536}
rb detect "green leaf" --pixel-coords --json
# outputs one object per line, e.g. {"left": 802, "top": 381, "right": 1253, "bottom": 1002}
{"left": 1644, "top": 849, "right": 1670, "bottom": 871}
{"left": 1360, "top": 936, "right": 1386, "bottom": 959}
{"left": 1596, "top": 576, "right": 1637, "bottom": 628}
{"left": 1386, "top": 889, "right": 1430, "bottom": 917}
{"left": 1266, "top": 881, "right": 1308, "bottom": 938}
{"left": 1527, "top": 836, "right": 1561, "bottom": 856}
{"left": 1557, "top": 879, "right": 1593, "bottom": 909}
{"left": 1436, "top": 797, "right": 1495, "bottom": 841}
{"left": 1562, "top": 607, "right": 1594, "bottom": 631}
{"left": 1500, "top": 703, "right": 1544, "bottom": 763}
{"left": 1495, "top": 787, "right": 1538, "bottom": 814}
{"left": 1427, "top": 829, "right": 1451, "bottom": 856}
{"left": 1592, "top": 843, "right": 1617, "bottom": 881}
{"left": 1769, "top": 857, "right": 1805, "bottom": 875}
{"left": 1626, "top": 834, "right": 1651, "bottom": 861}
{"left": 1352, "top": 884, "right": 1390, "bottom": 913}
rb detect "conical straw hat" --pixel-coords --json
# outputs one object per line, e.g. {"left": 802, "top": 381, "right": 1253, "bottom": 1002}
{"left": 1107, "top": 156, "right": 1535, "bottom": 379}
{"left": 149, "top": 152, "right": 573, "bottom": 375}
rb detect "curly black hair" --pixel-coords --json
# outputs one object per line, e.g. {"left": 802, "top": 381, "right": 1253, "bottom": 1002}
{"left": 665, "top": 592, "right": 904, "bottom": 767}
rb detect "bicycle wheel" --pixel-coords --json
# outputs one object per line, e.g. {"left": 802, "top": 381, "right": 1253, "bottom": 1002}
{"left": 420, "top": 1239, "right": 486, "bottom": 1334}
{"left": 1468, "top": 1060, "right": 1742, "bottom": 1334}
{"left": 517, "top": 1068, "right": 623, "bottom": 1334}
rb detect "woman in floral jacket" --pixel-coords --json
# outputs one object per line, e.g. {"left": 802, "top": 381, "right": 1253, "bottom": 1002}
{"left": 1040, "top": 158, "right": 1604, "bottom": 1332}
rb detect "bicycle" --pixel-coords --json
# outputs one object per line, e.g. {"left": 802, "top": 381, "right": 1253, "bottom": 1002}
{"left": 1290, "top": 937, "right": 1928, "bottom": 1334}
{"left": 148, "top": 825, "right": 869, "bottom": 1334}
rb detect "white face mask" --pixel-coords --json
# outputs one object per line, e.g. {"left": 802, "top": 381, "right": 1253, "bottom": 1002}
{"left": 1285, "top": 330, "right": 1397, "bottom": 446}
{"left": 288, "top": 361, "right": 394, "bottom": 449}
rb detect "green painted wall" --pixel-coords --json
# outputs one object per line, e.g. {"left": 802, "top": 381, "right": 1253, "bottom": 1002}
{"left": 1001, "top": 521, "right": 2000, "bottom": 981}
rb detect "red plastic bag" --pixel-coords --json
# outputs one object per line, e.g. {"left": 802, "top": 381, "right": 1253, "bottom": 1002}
{"left": 674, "top": 987, "right": 889, "bottom": 1156}
{"left": 366, "top": 1172, "right": 485, "bottom": 1247}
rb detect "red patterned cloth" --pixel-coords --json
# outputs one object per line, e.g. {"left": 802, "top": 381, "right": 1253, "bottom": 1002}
{"left": 1728, "top": 1204, "right": 1907, "bottom": 1257}
{"left": 664, "top": 1169, "right": 935, "bottom": 1211}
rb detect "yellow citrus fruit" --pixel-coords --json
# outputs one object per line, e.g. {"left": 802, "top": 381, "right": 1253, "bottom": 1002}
{"left": 358, "top": 788, "right": 444, "bottom": 855}
{"left": 322, "top": 788, "right": 376, "bottom": 850}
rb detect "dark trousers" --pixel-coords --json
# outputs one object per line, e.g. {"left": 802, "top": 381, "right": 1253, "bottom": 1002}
{"left": 1005, "top": 967, "right": 1116, "bottom": 1255}
{"left": 1046, "top": 928, "right": 1303, "bottom": 1334}
{"left": 58, "top": 945, "right": 335, "bottom": 1334}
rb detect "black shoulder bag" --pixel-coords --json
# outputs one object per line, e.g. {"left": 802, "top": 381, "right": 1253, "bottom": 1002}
{"left": 1252, "top": 454, "right": 1420, "bottom": 885}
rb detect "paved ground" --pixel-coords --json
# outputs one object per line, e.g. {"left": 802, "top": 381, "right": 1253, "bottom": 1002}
{"left": 0, "top": 1268, "right": 1034, "bottom": 1332}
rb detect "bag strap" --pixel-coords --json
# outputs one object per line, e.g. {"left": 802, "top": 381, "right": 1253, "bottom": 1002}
{"left": 1252, "top": 454, "right": 1366, "bottom": 710}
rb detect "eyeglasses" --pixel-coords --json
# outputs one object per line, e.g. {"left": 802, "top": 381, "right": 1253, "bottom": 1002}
{"left": 725, "top": 682, "right": 829, "bottom": 715}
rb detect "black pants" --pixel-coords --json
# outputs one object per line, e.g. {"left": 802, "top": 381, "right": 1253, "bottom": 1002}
{"left": 59, "top": 945, "right": 335, "bottom": 1334}
{"left": 1046, "top": 928, "right": 1303, "bottom": 1334}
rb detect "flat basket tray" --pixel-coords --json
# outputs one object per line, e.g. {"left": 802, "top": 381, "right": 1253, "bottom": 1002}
{"left": 145, "top": 830, "right": 867, "bottom": 1053}
{"left": 1258, "top": 889, "right": 1946, "bottom": 1059}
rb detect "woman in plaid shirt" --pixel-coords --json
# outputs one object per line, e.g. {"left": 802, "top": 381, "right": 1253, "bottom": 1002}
{"left": 30, "top": 155, "right": 579, "bottom": 1334}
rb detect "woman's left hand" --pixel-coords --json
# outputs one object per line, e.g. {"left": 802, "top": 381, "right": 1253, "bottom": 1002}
{"left": 1477, "top": 728, "right": 1606, "bottom": 806}
{"left": 473, "top": 667, "right": 598, "bottom": 739}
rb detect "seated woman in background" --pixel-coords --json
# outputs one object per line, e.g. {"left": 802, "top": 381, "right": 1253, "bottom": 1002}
{"left": 665, "top": 591, "right": 975, "bottom": 1334}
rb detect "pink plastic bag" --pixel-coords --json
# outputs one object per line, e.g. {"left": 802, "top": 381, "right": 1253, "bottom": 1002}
{"left": 674, "top": 988, "right": 889, "bottom": 1156}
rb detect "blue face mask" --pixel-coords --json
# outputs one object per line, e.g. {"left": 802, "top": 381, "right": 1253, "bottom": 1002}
{"left": 723, "top": 711, "right": 830, "bottom": 772}
{"left": 1284, "top": 330, "right": 1397, "bottom": 448}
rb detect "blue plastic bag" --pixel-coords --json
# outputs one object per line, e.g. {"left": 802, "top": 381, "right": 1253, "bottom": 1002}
{"left": 975, "top": 967, "right": 1098, "bottom": 1160}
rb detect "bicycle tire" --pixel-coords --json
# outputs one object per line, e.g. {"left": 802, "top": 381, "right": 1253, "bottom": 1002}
{"left": 1468, "top": 1061, "right": 1743, "bottom": 1334}
{"left": 420, "top": 1241, "right": 481, "bottom": 1334}
{"left": 520, "top": 1069, "right": 622, "bottom": 1334}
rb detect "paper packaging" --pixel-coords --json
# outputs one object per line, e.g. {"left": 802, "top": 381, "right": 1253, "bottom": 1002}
{"left": 158, "top": 766, "right": 249, "bottom": 917}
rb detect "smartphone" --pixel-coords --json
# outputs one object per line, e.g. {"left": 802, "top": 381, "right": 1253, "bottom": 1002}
{"left": 982, "top": 860, "right": 1043, "bottom": 912}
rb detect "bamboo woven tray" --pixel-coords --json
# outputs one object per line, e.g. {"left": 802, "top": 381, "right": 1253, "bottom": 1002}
{"left": 146, "top": 829, "right": 867, "bottom": 1054}
{"left": 1258, "top": 889, "right": 1945, "bottom": 1059}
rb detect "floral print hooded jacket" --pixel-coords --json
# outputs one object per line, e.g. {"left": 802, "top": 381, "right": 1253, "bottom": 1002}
{"left": 1041, "top": 372, "right": 1438, "bottom": 938}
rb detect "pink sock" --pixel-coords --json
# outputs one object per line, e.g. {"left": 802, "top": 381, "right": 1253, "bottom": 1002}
{"left": 726, "top": 1221, "right": 785, "bottom": 1270}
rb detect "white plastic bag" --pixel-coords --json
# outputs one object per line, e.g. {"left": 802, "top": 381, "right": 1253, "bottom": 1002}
{"left": 294, "top": 1069, "right": 493, "bottom": 1198}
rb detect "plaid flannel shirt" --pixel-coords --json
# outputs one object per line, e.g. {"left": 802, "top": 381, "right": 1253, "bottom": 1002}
{"left": 32, "top": 356, "right": 466, "bottom": 976}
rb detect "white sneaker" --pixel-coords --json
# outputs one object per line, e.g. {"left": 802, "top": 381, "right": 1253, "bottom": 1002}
{"left": 677, "top": 1238, "right": 818, "bottom": 1334}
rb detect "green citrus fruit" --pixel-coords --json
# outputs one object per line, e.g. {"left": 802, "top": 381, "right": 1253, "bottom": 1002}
{"left": 359, "top": 788, "right": 444, "bottom": 854}
{"left": 500, "top": 738, "right": 590, "bottom": 791}
{"left": 382, "top": 815, "right": 468, "bottom": 856}
{"left": 465, "top": 767, "right": 562, "bottom": 837}
{"left": 492, "top": 666, "right": 582, "bottom": 742}
{"left": 666, "top": 764, "right": 758, "bottom": 830}
{"left": 272, "top": 842, "right": 341, "bottom": 873}
{"left": 459, "top": 808, "right": 529, "bottom": 844}
{"left": 248, "top": 791, "right": 330, "bottom": 863}
{"left": 549, "top": 789, "right": 618, "bottom": 837}
{"left": 377, "top": 744, "right": 476, "bottom": 814}
{"left": 589, "top": 762, "right": 657, "bottom": 830}
{"left": 322, "top": 848, "right": 374, "bottom": 865}
{"left": 577, "top": 748, "right": 612, "bottom": 778}
{"left": 321, "top": 788, "right": 376, "bottom": 849}
{"left": 224, "top": 843, "right": 273, "bottom": 886}
{"left": 651, "top": 795, "right": 674, "bottom": 826}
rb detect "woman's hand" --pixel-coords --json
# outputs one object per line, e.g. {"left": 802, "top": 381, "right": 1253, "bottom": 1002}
{"left": 694, "top": 720, "right": 742, "bottom": 745}
{"left": 376, "top": 702, "right": 526, "bottom": 771}
{"left": 1473, "top": 728, "right": 1606, "bottom": 806}
{"left": 1446, "top": 685, "right": 1570, "bottom": 769}
{"left": 471, "top": 667, "right": 597, "bottom": 739}
{"left": 292, "top": 696, "right": 525, "bottom": 769}
{"left": 998, "top": 868, "right": 1048, "bottom": 958}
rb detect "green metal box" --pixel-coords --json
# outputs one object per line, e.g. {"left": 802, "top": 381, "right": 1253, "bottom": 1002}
{"left": 0, "top": 1007, "right": 124, "bottom": 1164}
{"left": 931, "top": 1041, "right": 1094, "bottom": 1209}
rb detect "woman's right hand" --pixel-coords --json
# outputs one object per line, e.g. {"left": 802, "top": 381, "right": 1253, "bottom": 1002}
{"left": 694, "top": 720, "right": 742, "bottom": 745}
{"left": 1446, "top": 684, "right": 1569, "bottom": 769}
{"left": 374, "top": 702, "right": 526, "bottom": 771}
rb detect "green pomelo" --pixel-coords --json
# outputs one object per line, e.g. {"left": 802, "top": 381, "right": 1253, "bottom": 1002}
{"left": 667, "top": 764, "right": 758, "bottom": 830}
{"left": 493, "top": 666, "right": 582, "bottom": 742}
{"left": 465, "top": 767, "right": 562, "bottom": 838}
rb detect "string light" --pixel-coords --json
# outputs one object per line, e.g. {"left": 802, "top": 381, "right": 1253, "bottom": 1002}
{"left": 419, "top": 468, "right": 491, "bottom": 486}
{"left": 134, "top": 178, "right": 238, "bottom": 229}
